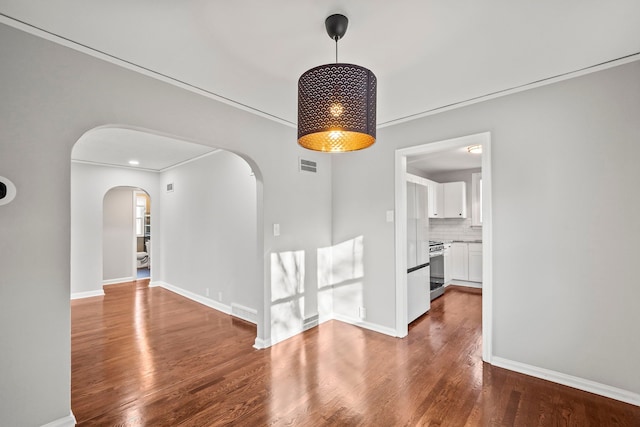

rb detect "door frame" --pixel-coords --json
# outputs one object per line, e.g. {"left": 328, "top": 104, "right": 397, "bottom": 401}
{"left": 394, "top": 131, "right": 493, "bottom": 363}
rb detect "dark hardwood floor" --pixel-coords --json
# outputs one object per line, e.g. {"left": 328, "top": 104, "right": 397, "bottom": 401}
{"left": 71, "top": 283, "right": 640, "bottom": 426}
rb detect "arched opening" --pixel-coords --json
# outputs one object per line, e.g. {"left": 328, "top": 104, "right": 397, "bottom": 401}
{"left": 70, "top": 125, "right": 264, "bottom": 344}
{"left": 102, "top": 186, "right": 152, "bottom": 286}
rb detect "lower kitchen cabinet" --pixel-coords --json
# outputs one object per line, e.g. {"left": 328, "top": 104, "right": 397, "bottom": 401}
{"left": 451, "top": 242, "right": 482, "bottom": 283}
{"left": 468, "top": 243, "right": 483, "bottom": 282}
{"left": 444, "top": 243, "right": 452, "bottom": 285}
{"left": 450, "top": 242, "right": 468, "bottom": 281}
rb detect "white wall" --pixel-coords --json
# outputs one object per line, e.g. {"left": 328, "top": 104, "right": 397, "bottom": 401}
{"left": 159, "top": 151, "right": 258, "bottom": 311}
{"left": 332, "top": 60, "right": 640, "bottom": 399}
{"left": 102, "top": 187, "right": 135, "bottom": 282}
{"left": 0, "top": 23, "right": 331, "bottom": 426}
{"left": 71, "top": 162, "right": 159, "bottom": 296}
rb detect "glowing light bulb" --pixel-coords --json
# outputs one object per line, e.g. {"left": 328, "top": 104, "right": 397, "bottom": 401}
{"left": 329, "top": 103, "right": 344, "bottom": 117}
{"left": 328, "top": 131, "right": 343, "bottom": 140}
{"left": 467, "top": 145, "right": 482, "bottom": 154}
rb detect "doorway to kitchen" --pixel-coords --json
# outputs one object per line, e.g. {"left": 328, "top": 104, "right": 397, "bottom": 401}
{"left": 394, "top": 132, "right": 493, "bottom": 363}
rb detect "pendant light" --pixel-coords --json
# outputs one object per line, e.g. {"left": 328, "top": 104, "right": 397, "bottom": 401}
{"left": 298, "top": 14, "right": 377, "bottom": 152}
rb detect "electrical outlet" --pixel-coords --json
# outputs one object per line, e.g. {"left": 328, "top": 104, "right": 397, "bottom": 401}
{"left": 205, "top": 288, "right": 210, "bottom": 297}
{"left": 218, "top": 291, "right": 223, "bottom": 301}
{"left": 358, "top": 306, "right": 366, "bottom": 319}
{"left": 273, "top": 223, "right": 280, "bottom": 236}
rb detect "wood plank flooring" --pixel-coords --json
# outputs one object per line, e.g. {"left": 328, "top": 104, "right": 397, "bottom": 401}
{"left": 71, "top": 283, "right": 640, "bottom": 426}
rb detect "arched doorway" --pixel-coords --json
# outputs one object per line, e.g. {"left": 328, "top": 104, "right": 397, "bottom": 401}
{"left": 70, "top": 125, "right": 264, "bottom": 344}
{"left": 102, "top": 186, "right": 151, "bottom": 286}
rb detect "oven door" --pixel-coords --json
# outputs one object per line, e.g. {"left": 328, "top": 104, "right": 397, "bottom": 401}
{"left": 429, "top": 252, "right": 445, "bottom": 300}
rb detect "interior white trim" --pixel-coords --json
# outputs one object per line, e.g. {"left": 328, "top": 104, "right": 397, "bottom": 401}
{"left": 253, "top": 337, "right": 271, "bottom": 350}
{"left": 70, "top": 289, "right": 105, "bottom": 300}
{"left": 0, "top": 15, "right": 295, "bottom": 128}
{"left": 230, "top": 303, "right": 258, "bottom": 324}
{"left": 102, "top": 276, "right": 135, "bottom": 286}
{"left": 492, "top": 356, "right": 640, "bottom": 407}
{"left": 332, "top": 313, "right": 398, "bottom": 337}
{"left": 378, "top": 55, "right": 640, "bottom": 128}
{"left": 394, "top": 132, "right": 493, "bottom": 364}
{"left": 153, "top": 281, "right": 231, "bottom": 315}
{"left": 449, "top": 280, "right": 483, "bottom": 289}
{"left": 40, "top": 411, "right": 76, "bottom": 427}
{"left": 71, "top": 158, "right": 160, "bottom": 173}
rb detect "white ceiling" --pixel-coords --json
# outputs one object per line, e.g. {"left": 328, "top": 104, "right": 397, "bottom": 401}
{"left": 72, "top": 128, "right": 217, "bottom": 171}
{"left": 3, "top": 1, "right": 639, "bottom": 170}
{"left": 408, "top": 146, "right": 482, "bottom": 176}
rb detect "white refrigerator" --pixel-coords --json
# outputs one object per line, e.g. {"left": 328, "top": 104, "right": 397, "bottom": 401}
{"left": 406, "top": 181, "right": 430, "bottom": 323}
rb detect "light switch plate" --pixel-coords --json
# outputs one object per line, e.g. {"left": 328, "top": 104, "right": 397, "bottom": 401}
{"left": 386, "top": 210, "right": 394, "bottom": 223}
{"left": 273, "top": 223, "right": 280, "bottom": 236}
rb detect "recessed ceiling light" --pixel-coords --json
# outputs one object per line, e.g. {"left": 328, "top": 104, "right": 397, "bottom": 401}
{"left": 467, "top": 145, "right": 482, "bottom": 154}
{"left": 128, "top": 160, "right": 140, "bottom": 165}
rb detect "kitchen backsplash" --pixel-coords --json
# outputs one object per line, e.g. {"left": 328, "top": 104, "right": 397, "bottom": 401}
{"left": 428, "top": 218, "right": 482, "bottom": 242}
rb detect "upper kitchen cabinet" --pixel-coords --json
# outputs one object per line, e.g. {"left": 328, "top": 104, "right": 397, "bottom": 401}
{"left": 426, "top": 179, "right": 444, "bottom": 218}
{"left": 443, "top": 182, "right": 467, "bottom": 218}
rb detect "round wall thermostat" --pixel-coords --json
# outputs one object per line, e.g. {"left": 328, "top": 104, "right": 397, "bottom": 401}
{"left": 0, "top": 176, "right": 17, "bottom": 206}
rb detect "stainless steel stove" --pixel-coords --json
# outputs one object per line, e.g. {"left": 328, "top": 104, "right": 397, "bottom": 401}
{"left": 429, "top": 241, "right": 445, "bottom": 300}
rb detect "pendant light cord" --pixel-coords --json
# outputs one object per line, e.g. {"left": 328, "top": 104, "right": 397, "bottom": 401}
{"left": 335, "top": 37, "right": 338, "bottom": 63}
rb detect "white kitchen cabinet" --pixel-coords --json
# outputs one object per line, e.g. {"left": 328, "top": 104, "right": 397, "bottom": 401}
{"left": 468, "top": 243, "right": 483, "bottom": 282}
{"left": 443, "top": 243, "right": 452, "bottom": 285}
{"left": 443, "top": 181, "right": 467, "bottom": 218}
{"left": 426, "top": 180, "right": 444, "bottom": 219}
{"left": 451, "top": 242, "right": 482, "bottom": 283}
{"left": 450, "top": 242, "right": 468, "bottom": 281}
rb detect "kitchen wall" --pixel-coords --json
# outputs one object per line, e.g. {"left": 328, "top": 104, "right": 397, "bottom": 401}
{"left": 428, "top": 218, "right": 481, "bottom": 243}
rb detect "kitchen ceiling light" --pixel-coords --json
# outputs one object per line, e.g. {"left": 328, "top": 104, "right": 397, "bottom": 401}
{"left": 297, "top": 14, "right": 377, "bottom": 152}
{"left": 128, "top": 160, "right": 140, "bottom": 165}
{"left": 467, "top": 145, "right": 482, "bottom": 154}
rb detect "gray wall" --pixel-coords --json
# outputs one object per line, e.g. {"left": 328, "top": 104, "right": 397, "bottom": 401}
{"left": 102, "top": 187, "right": 135, "bottom": 281}
{"left": 159, "top": 151, "right": 259, "bottom": 311}
{"left": 0, "top": 23, "right": 331, "bottom": 426}
{"left": 332, "top": 60, "right": 640, "bottom": 395}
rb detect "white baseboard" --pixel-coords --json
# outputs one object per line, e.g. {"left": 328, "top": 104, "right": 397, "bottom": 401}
{"left": 331, "top": 313, "right": 397, "bottom": 337}
{"left": 230, "top": 303, "right": 257, "bottom": 324}
{"left": 449, "top": 280, "right": 482, "bottom": 289}
{"left": 253, "top": 337, "right": 271, "bottom": 349}
{"left": 153, "top": 281, "right": 231, "bottom": 315}
{"left": 41, "top": 411, "right": 76, "bottom": 427}
{"left": 102, "top": 276, "right": 135, "bottom": 286}
{"left": 148, "top": 280, "right": 162, "bottom": 287}
{"left": 492, "top": 356, "right": 640, "bottom": 407}
{"left": 70, "top": 289, "right": 105, "bottom": 300}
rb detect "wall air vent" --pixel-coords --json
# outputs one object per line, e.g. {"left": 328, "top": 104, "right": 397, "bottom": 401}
{"left": 166, "top": 182, "right": 174, "bottom": 192}
{"left": 299, "top": 158, "right": 317, "bottom": 173}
